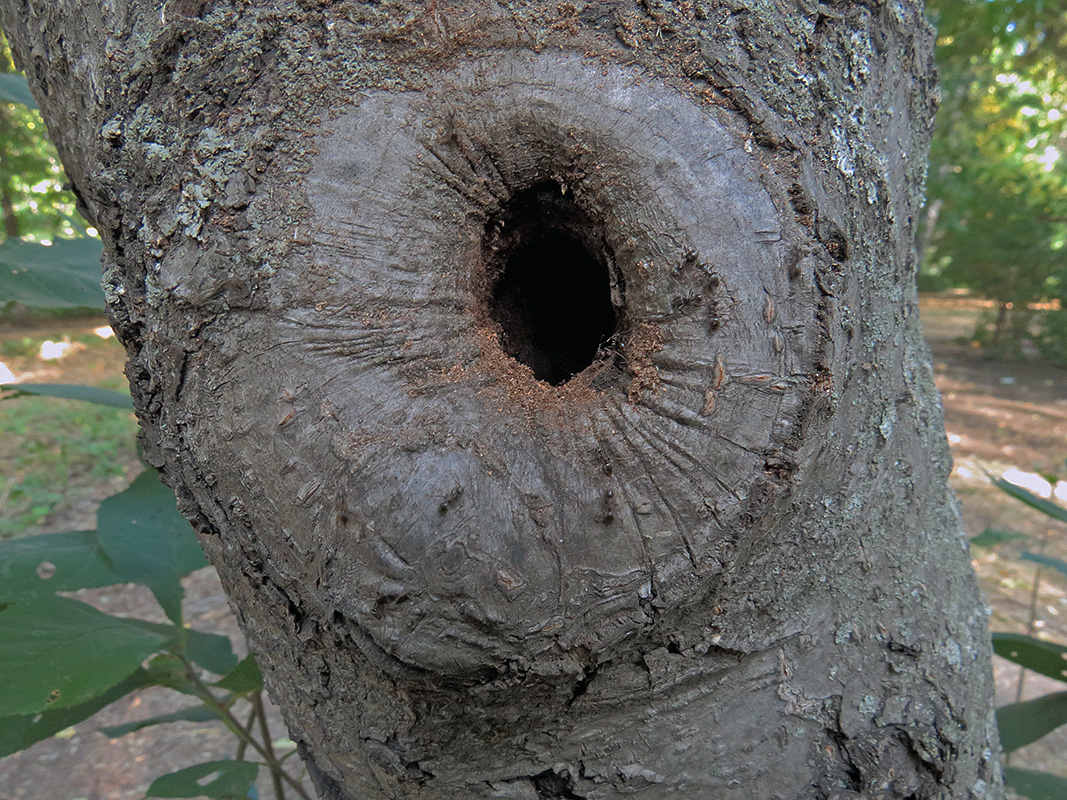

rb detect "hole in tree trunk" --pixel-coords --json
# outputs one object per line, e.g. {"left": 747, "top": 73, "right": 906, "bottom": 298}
{"left": 482, "top": 181, "right": 623, "bottom": 386}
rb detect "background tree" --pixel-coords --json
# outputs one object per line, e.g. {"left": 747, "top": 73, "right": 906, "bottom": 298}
{"left": 1, "top": 2, "right": 1001, "bottom": 799}
{"left": 0, "top": 34, "right": 101, "bottom": 324}
{"left": 0, "top": 39, "right": 82, "bottom": 243}
{"left": 924, "top": 0, "right": 1067, "bottom": 357}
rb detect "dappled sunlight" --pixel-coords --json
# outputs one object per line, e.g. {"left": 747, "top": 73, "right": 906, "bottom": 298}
{"left": 38, "top": 339, "right": 76, "bottom": 360}
{"left": 1002, "top": 467, "right": 1053, "bottom": 499}
{"left": 928, "top": 291, "right": 1067, "bottom": 782}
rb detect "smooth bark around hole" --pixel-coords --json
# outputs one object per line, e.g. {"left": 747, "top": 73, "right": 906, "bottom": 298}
{"left": 483, "top": 182, "right": 621, "bottom": 385}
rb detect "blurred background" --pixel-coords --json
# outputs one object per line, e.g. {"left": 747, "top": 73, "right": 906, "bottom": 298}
{"left": 1, "top": 2, "right": 1066, "bottom": 798}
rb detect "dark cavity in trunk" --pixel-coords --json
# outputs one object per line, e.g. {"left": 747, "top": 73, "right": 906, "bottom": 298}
{"left": 482, "top": 180, "right": 623, "bottom": 385}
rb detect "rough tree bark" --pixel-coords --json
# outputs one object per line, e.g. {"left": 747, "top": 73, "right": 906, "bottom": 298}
{"left": 2, "top": 1, "right": 1001, "bottom": 798}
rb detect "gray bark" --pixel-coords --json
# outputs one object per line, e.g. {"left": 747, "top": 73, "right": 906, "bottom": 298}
{"left": 2, "top": 1, "right": 1002, "bottom": 798}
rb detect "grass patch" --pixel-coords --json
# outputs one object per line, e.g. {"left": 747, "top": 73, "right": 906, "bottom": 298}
{"left": 0, "top": 323, "right": 140, "bottom": 539}
{"left": 0, "top": 395, "right": 139, "bottom": 538}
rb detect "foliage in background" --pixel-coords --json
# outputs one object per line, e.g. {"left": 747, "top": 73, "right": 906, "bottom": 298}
{"left": 0, "top": 34, "right": 101, "bottom": 329}
{"left": 0, "top": 70, "right": 305, "bottom": 798}
{"left": 974, "top": 473, "right": 1067, "bottom": 800}
{"left": 0, "top": 28, "right": 120, "bottom": 537}
{"left": 0, "top": 38, "right": 86, "bottom": 243}
{"left": 0, "top": 448, "right": 309, "bottom": 800}
{"left": 924, "top": 0, "right": 1067, "bottom": 360}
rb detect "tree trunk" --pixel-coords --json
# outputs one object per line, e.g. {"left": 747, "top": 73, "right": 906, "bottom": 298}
{"left": 2, "top": 1, "right": 1002, "bottom": 798}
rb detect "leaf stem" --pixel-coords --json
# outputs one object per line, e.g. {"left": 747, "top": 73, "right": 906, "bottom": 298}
{"left": 1007, "top": 526, "right": 1050, "bottom": 768}
{"left": 179, "top": 657, "right": 312, "bottom": 800}
{"left": 1015, "top": 527, "right": 1050, "bottom": 704}
{"left": 254, "top": 691, "right": 287, "bottom": 800}
{"left": 236, "top": 698, "right": 258, "bottom": 762}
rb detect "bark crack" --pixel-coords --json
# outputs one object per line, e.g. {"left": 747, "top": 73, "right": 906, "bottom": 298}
{"left": 564, "top": 663, "right": 599, "bottom": 708}
{"left": 531, "top": 768, "right": 586, "bottom": 800}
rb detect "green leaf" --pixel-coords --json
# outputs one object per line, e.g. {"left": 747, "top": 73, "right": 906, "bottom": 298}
{"left": 2, "top": 382, "right": 133, "bottom": 409}
{"left": 0, "top": 668, "right": 157, "bottom": 758}
{"left": 994, "top": 632, "right": 1067, "bottom": 684}
{"left": 996, "top": 690, "right": 1067, "bottom": 752}
{"left": 0, "top": 237, "right": 104, "bottom": 309}
{"left": 147, "top": 760, "right": 260, "bottom": 799}
{"left": 1021, "top": 551, "right": 1067, "bottom": 579}
{"left": 970, "top": 527, "right": 1028, "bottom": 547}
{"left": 0, "top": 74, "right": 37, "bottom": 109}
{"left": 96, "top": 469, "right": 207, "bottom": 624}
{"left": 100, "top": 622, "right": 229, "bottom": 692}
{"left": 185, "top": 629, "right": 239, "bottom": 677}
{"left": 213, "top": 654, "right": 264, "bottom": 695}
{"left": 99, "top": 704, "right": 218, "bottom": 739}
{"left": 0, "top": 596, "right": 175, "bottom": 716}
{"left": 139, "top": 653, "right": 200, "bottom": 696}
{"left": 993, "top": 477, "right": 1067, "bottom": 526}
{"left": 0, "top": 530, "right": 119, "bottom": 600}
{"left": 1003, "top": 767, "right": 1067, "bottom": 800}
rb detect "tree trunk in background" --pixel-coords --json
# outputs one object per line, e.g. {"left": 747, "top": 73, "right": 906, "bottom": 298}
{"left": 2, "top": 1, "right": 1002, "bottom": 798}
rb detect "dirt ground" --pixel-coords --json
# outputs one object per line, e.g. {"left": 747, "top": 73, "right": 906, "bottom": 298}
{"left": 1, "top": 295, "right": 1065, "bottom": 797}
{"left": 922, "top": 295, "right": 1067, "bottom": 788}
